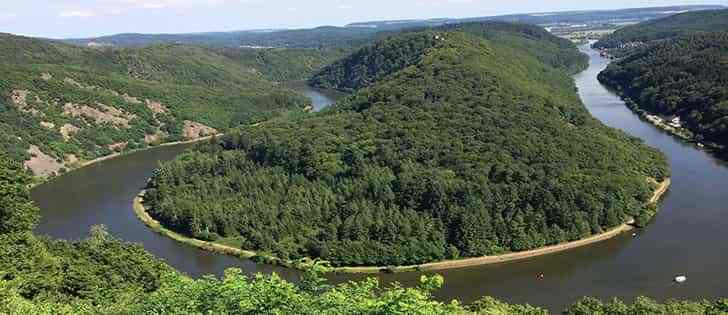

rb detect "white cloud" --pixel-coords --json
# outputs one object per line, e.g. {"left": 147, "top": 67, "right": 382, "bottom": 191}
{"left": 140, "top": 3, "right": 168, "bottom": 9}
{"left": 60, "top": 10, "right": 96, "bottom": 18}
{"left": 98, "top": 0, "right": 214, "bottom": 9}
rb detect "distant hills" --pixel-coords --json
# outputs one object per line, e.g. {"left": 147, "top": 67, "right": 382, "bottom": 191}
{"left": 63, "top": 5, "right": 723, "bottom": 49}
{"left": 347, "top": 5, "right": 724, "bottom": 29}
{"left": 594, "top": 8, "right": 728, "bottom": 48}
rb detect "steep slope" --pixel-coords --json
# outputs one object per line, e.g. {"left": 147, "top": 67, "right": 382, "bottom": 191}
{"left": 598, "top": 32, "right": 728, "bottom": 155}
{"left": 308, "top": 32, "right": 445, "bottom": 91}
{"left": 216, "top": 47, "right": 349, "bottom": 82}
{"left": 594, "top": 9, "right": 728, "bottom": 49}
{"left": 311, "top": 22, "right": 587, "bottom": 92}
{"left": 144, "top": 25, "right": 669, "bottom": 268}
{"left": 0, "top": 33, "right": 310, "bottom": 176}
{"left": 435, "top": 22, "right": 589, "bottom": 73}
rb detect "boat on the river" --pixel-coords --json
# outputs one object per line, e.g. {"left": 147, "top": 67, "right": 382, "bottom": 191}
{"left": 674, "top": 275, "right": 687, "bottom": 283}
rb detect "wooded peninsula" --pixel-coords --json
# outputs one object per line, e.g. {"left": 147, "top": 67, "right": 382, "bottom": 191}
{"left": 143, "top": 22, "right": 670, "bottom": 269}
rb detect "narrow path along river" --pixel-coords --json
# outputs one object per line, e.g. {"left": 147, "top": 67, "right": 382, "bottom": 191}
{"left": 33, "top": 46, "right": 728, "bottom": 312}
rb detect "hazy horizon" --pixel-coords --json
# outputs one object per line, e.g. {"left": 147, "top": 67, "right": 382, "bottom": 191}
{"left": 1, "top": 0, "right": 726, "bottom": 39}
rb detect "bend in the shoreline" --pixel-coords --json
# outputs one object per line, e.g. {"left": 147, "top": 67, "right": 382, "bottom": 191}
{"left": 29, "top": 134, "right": 224, "bottom": 189}
{"left": 133, "top": 178, "right": 671, "bottom": 274}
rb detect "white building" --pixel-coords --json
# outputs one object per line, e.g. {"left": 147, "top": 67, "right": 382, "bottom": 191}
{"left": 668, "top": 116, "right": 682, "bottom": 128}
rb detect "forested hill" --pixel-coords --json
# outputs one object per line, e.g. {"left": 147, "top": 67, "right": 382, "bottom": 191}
{"left": 433, "top": 22, "right": 588, "bottom": 74}
{"left": 594, "top": 9, "right": 728, "bottom": 49}
{"left": 310, "top": 22, "right": 587, "bottom": 91}
{"left": 145, "top": 24, "right": 669, "bottom": 268}
{"left": 308, "top": 32, "right": 445, "bottom": 91}
{"left": 598, "top": 32, "right": 728, "bottom": 156}
{"left": 0, "top": 33, "right": 339, "bottom": 177}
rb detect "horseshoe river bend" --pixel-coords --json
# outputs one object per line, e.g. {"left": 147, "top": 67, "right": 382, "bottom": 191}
{"left": 32, "top": 45, "right": 728, "bottom": 312}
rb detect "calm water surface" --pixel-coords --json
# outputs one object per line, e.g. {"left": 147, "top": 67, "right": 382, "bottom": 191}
{"left": 284, "top": 81, "right": 348, "bottom": 111}
{"left": 34, "top": 46, "right": 728, "bottom": 312}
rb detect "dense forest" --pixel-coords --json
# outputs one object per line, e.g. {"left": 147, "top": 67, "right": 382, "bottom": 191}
{"left": 0, "top": 33, "right": 345, "bottom": 176}
{"left": 216, "top": 46, "right": 349, "bottom": 82}
{"left": 311, "top": 22, "right": 588, "bottom": 91}
{"left": 1, "top": 152, "right": 540, "bottom": 314}
{"left": 598, "top": 32, "right": 728, "bottom": 156}
{"left": 0, "top": 151, "right": 724, "bottom": 314}
{"left": 144, "top": 23, "right": 669, "bottom": 268}
{"left": 594, "top": 9, "right": 728, "bottom": 49}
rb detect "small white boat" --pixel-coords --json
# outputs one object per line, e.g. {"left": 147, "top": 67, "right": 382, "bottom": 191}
{"left": 697, "top": 143, "right": 705, "bottom": 148}
{"left": 674, "top": 275, "right": 687, "bottom": 283}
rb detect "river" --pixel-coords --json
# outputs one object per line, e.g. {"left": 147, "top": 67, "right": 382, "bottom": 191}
{"left": 33, "top": 46, "right": 728, "bottom": 313}
{"left": 283, "top": 81, "right": 348, "bottom": 111}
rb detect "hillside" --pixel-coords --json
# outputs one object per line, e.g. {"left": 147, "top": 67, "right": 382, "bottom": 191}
{"left": 310, "top": 22, "right": 588, "bottom": 91}
{"left": 594, "top": 9, "right": 728, "bottom": 49}
{"left": 143, "top": 24, "right": 669, "bottom": 268}
{"left": 598, "top": 32, "right": 728, "bottom": 156}
{"left": 308, "top": 32, "right": 444, "bottom": 91}
{"left": 216, "top": 47, "right": 349, "bottom": 82}
{"left": 0, "top": 33, "right": 321, "bottom": 177}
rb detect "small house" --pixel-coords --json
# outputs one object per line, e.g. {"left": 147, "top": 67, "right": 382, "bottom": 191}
{"left": 668, "top": 116, "right": 682, "bottom": 128}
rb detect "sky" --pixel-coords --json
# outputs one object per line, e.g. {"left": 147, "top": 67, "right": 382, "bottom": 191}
{"left": 1, "top": 0, "right": 726, "bottom": 38}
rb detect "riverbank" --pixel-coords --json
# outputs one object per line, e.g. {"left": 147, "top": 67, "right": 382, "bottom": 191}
{"left": 81, "top": 134, "right": 223, "bottom": 168}
{"left": 133, "top": 178, "right": 670, "bottom": 274}
{"left": 597, "top": 64, "right": 714, "bottom": 153}
{"left": 29, "top": 134, "right": 224, "bottom": 189}
{"left": 133, "top": 191, "right": 257, "bottom": 259}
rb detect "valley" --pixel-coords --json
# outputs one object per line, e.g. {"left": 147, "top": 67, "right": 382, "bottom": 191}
{"left": 23, "top": 41, "right": 728, "bottom": 313}
{"left": 595, "top": 10, "right": 728, "bottom": 160}
{"left": 3, "top": 4, "right": 728, "bottom": 314}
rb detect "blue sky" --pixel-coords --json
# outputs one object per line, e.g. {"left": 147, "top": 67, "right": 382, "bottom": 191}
{"left": 1, "top": 0, "right": 726, "bottom": 38}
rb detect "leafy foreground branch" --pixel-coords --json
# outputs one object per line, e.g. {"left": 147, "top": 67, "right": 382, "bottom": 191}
{"left": 3, "top": 258, "right": 728, "bottom": 314}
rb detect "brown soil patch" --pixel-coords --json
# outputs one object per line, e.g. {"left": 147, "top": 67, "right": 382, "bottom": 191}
{"left": 144, "top": 131, "right": 167, "bottom": 144}
{"left": 123, "top": 94, "right": 142, "bottom": 104}
{"left": 63, "top": 77, "right": 97, "bottom": 90}
{"left": 63, "top": 103, "right": 135, "bottom": 128}
{"left": 9, "top": 90, "right": 41, "bottom": 116}
{"left": 11, "top": 90, "right": 28, "bottom": 106}
{"left": 24, "top": 145, "right": 64, "bottom": 177}
{"left": 60, "top": 124, "right": 81, "bottom": 141}
{"left": 64, "top": 154, "right": 79, "bottom": 166}
{"left": 40, "top": 121, "right": 55, "bottom": 129}
{"left": 107, "top": 142, "right": 128, "bottom": 152}
{"left": 183, "top": 121, "right": 218, "bottom": 140}
{"left": 145, "top": 100, "right": 168, "bottom": 114}
{"left": 64, "top": 77, "right": 85, "bottom": 88}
